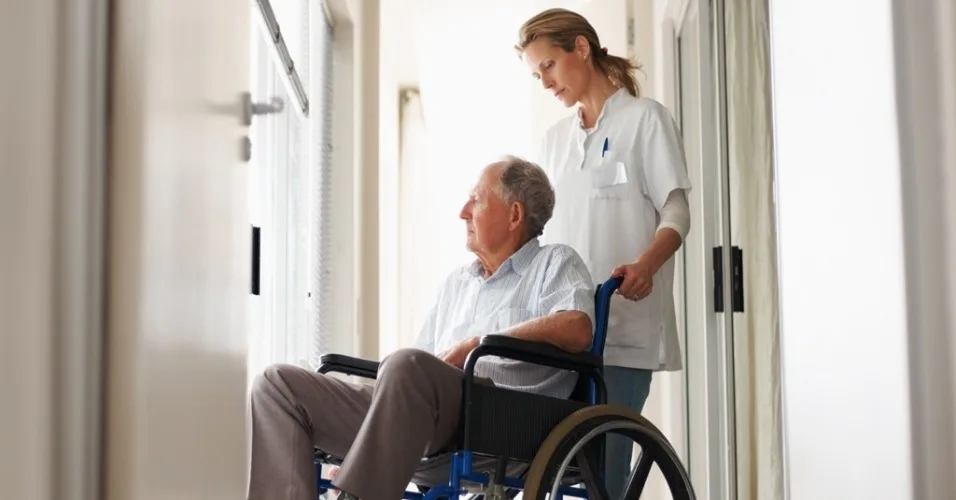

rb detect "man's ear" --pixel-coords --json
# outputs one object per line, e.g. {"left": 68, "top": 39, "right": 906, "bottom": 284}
{"left": 510, "top": 202, "right": 525, "bottom": 232}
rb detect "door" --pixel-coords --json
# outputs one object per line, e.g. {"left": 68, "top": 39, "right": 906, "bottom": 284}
{"left": 675, "top": 0, "right": 738, "bottom": 499}
{"left": 105, "top": 0, "right": 253, "bottom": 498}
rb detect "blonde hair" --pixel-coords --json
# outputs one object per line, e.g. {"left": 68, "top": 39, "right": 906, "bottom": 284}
{"left": 515, "top": 8, "right": 642, "bottom": 97}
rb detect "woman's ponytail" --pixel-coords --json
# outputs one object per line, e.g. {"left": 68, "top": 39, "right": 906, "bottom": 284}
{"left": 596, "top": 50, "right": 642, "bottom": 97}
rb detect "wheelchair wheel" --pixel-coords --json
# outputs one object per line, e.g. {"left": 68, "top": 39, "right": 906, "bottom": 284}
{"left": 523, "top": 406, "right": 695, "bottom": 500}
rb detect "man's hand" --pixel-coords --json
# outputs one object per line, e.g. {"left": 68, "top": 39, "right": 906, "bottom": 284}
{"left": 611, "top": 259, "right": 655, "bottom": 301}
{"left": 438, "top": 336, "right": 480, "bottom": 369}
{"left": 327, "top": 465, "right": 340, "bottom": 497}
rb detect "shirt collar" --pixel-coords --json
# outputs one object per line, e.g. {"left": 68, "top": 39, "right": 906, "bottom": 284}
{"left": 465, "top": 238, "right": 541, "bottom": 279}
{"left": 574, "top": 87, "right": 630, "bottom": 131}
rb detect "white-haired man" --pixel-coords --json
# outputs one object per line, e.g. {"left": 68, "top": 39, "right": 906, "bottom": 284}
{"left": 247, "top": 156, "right": 596, "bottom": 500}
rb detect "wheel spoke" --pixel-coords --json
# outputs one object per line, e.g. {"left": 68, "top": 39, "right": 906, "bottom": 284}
{"left": 574, "top": 448, "right": 610, "bottom": 500}
{"left": 620, "top": 449, "right": 654, "bottom": 500}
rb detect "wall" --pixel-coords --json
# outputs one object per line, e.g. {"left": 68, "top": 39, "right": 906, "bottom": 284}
{"left": 770, "top": 0, "right": 914, "bottom": 498}
{"left": 889, "top": 0, "right": 956, "bottom": 497}
{"left": 325, "top": 0, "right": 381, "bottom": 359}
{"left": 0, "top": 2, "right": 58, "bottom": 498}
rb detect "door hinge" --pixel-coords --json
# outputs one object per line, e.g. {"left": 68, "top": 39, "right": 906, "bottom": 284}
{"left": 713, "top": 246, "right": 744, "bottom": 313}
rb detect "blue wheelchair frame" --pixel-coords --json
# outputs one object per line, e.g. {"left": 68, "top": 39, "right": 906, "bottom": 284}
{"left": 315, "top": 276, "right": 623, "bottom": 500}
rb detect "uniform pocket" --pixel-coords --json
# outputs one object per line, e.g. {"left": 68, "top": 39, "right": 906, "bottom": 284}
{"left": 590, "top": 159, "right": 632, "bottom": 200}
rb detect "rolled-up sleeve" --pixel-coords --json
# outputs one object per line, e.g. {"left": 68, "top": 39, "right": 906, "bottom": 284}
{"left": 537, "top": 245, "right": 597, "bottom": 332}
{"left": 639, "top": 101, "right": 693, "bottom": 211}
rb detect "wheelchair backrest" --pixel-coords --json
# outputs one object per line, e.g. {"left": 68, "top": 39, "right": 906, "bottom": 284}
{"left": 567, "top": 276, "right": 623, "bottom": 405}
{"left": 590, "top": 276, "right": 623, "bottom": 358}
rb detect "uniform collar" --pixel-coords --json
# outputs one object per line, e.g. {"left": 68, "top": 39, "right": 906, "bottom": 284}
{"left": 574, "top": 87, "right": 630, "bottom": 131}
{"left": 465, "top": 238, "right": 541, "bottom": 279}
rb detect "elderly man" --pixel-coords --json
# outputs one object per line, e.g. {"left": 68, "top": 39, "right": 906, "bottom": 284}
{"left": 246, "top": 156, "right": 596, "bottom": 500}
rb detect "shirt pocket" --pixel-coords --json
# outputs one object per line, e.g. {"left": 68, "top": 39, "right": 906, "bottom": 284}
{"left": 589, "top": 153, "right": 633, "bottom": 200}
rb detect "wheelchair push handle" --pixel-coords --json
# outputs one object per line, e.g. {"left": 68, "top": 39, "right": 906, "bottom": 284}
{"left": 597, "top": 275, "right": 624, "bottom": 299}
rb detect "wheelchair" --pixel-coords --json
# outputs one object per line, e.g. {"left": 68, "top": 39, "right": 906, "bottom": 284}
{"left": 314, "top": 277, "right": 696, "bottom": 500}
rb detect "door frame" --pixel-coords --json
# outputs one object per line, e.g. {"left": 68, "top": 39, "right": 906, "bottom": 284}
{"left": 52, "top": 0, "right": 110, "bottom": 498}
{"left": 890, "top": 0, "right": 956, "bottom": 497}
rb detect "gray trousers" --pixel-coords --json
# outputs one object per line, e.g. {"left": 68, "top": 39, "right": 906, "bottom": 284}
{"left": 246, "top": 348, "right": 469, "bottom": 500}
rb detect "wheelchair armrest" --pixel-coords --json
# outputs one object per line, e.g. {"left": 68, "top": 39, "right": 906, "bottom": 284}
{"left": 471, "top": 334, "right": 603, "bottom": 372}
{"left": 316, "top": 354, "right": 379, "bottom": 380}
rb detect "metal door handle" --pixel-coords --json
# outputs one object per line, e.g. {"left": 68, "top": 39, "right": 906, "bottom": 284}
{"left": 240, "top": 91, "right": 284, "bottom": 126}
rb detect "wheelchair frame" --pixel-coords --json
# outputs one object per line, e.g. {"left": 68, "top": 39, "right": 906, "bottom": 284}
{"left": 313, "top": 276, "right": 690, "bottom": 500}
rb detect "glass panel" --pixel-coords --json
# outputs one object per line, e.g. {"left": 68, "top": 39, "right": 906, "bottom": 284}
{"left": 678, "top": 4, "right": 703, "bottom": 480}
{"left": 247, "top": 22, "right": 311, "bottom": 379}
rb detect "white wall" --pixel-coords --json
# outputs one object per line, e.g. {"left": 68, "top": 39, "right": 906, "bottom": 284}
{"left": 0, "top": 2, "right": 59, "bottom": 498}
{"left": 325, "top": 0, "right": 381, "bottom": 359}
{"left": 769, "top": 1, "right": 914, "bottom": 499}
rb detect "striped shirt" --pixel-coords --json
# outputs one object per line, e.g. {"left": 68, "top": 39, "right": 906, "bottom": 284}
{"left": 413, "top": 238, "right": 596, "bottom": 399}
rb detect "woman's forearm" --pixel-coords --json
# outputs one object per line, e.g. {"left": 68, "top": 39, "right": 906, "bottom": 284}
{"left": 637, "top": 227, "right": 683, "bottom": 274}
{"left": 636, "top": 188, "right": 689, "bottom": 273}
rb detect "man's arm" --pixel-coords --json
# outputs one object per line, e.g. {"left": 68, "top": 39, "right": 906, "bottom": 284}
{"left": 500, "top": 310, "right": 592, "bottom": 352}
{"left": 446, "top": 309, "right": 591, "bottom": 368}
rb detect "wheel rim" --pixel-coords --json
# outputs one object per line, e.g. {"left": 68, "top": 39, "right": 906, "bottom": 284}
{"left": 548, "top": 420, "right": 692, "bottom": 500}
{"left": 523, "top": 406, "right": 695, "bottom": 500}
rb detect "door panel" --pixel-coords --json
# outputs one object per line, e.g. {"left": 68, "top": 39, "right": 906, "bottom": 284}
{"left": 106, "top": 0, "right": 252, "bottom": 498}
{"left": 676, "top": 0, "right": 736, "bottom": 498}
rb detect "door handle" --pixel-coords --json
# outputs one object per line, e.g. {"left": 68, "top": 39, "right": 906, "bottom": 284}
{"left": 240, "top": 91, "right": 284, "bottom": 126}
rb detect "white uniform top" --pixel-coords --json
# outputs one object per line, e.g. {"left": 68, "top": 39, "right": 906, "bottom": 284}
{"left": 538, "top": 89, "right": 692, "bottom": 371}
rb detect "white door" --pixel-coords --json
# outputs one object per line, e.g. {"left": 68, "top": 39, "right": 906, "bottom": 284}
{"left": 105, "top": 0, "right": 253, "bottom": 498}
{"left": 675, "top": 0, "right": 738, "bottom": 499}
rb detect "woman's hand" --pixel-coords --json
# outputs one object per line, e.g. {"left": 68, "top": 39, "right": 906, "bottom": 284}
{"left": 610, "top": 260, "right": 655, "bottom": 301}
{"left": 438, "top": 336, "right": 480, "bottom": 369}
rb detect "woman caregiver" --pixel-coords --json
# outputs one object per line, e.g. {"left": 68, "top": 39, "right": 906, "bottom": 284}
{"left": 516, "top": 8, "right": 692, "bottom": 497}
